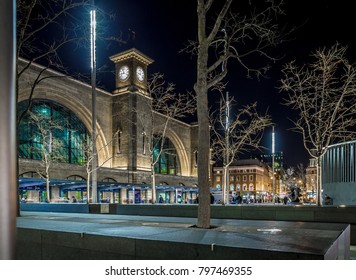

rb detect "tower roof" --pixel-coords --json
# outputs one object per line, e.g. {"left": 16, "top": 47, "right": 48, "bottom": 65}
{"left": 109, "top": 48, "right": 154, "bottom": 65}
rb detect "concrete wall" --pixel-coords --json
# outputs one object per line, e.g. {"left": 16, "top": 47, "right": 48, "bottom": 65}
{"left": 17, "top": 226, "right": 343, "bottom": 260}
{"left": 20, "top": 203, "right": 356, "bottom": 245}
{"left": 323, "top": 183, "right": 356, "bottom": 206}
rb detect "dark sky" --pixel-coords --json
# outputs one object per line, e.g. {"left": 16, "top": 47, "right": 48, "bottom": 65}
{"left": 80, "top": 0, "right": 355, "bottom": 168}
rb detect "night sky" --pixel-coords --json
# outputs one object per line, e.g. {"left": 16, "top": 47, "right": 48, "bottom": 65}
{"left": 63, "top": 0, "right": 355, "bottom": 168}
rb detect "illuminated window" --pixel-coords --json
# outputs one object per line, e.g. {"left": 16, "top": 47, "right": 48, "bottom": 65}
{"left": 18, "top": 99, "right": 90, "bottom": 165}
{"left": 153, "top": 137, "right": 181, "bottom": 175}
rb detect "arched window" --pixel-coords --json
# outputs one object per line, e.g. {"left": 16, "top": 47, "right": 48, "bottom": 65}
{"left": 101, "top": 177, "right": 118, "bottom": 183}
{"left": 67, "top": 175, "right": 86, "bottom": 181}
{"left": 153, "top": 137, "right": 181, "bottom": 175}
{"left": 18, "top": 99, "right": 90, "bottom": 165}
{"left": 19, "top": 171, "right": 42, "bottom": 178}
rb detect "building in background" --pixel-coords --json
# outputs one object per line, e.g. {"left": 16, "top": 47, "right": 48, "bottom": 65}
{"left": 322, "top": 140, "right": 356, "bottom": 205}
{"left": 212, "top": 159, "right": 273, "bottom": 203}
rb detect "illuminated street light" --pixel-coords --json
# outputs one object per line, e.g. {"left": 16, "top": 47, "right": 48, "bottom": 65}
{"left": 272, "top": 126, "right": 275, "bottom": 203}
{"left": 90, "top": 3, "right": 97, "bottom": 203}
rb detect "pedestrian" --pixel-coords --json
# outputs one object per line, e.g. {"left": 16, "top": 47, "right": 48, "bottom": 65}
{"left": 210, "top": 193, "right": 215, "bottom": 204}
{"left": 283, "top": 196, "right": 288, "bottom": 205}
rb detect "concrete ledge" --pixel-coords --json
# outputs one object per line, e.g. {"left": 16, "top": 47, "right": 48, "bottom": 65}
{"left": 16, "top": 218, "right": 350, "bottom": 260}
{"left": 110, "top": 204, "right": 356, "bottom": 245}
{"left": 20, "top": 203, "right": 356, "bottom": 245}
{"left": 21, "top": 203, "right": 89, "bottom": 213}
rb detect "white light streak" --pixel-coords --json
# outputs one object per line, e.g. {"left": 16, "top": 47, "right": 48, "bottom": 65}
{"left": 272, "top": 126, "right": 275, "bottom": 154}
{"left": 90, "top": 10, "right": 96, "bottom": 70}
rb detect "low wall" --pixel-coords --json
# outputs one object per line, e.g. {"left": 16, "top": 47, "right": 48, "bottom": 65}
{"left": 21, "top": 203, "right": 356, "bottom": 245}
{"left": 16, "top": 224, "right": 349, "bottom": 260}
{"left": 20, "top": 202, "right": 89, "bottom": 213}
{"left": 108, "top": 204, "right": 356, "bottom": 245}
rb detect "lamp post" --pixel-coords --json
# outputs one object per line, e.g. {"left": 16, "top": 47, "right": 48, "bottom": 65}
{"left": 0, "top": 0, "right": 16, "bottom": 259}
{"left": 90, "top": 2, "right": 97, "bottom": 203}
{"left": 223, "top": 91, "right": 230, "bottom": 205}
{"left": 272, "top": 126, "right": 275, "bottom": 203}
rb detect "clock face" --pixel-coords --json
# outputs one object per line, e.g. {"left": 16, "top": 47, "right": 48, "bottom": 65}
{"left": 119, "top": 65, "right": 129, "bottom": 80}
{"left": 136, "top": 66, "right": 145, "bottom": 82}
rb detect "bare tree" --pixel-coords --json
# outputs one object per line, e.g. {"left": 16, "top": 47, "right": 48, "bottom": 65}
{"left": 279, "top": 43, "right": 356, "bottom": 206}
{"left": 211, "top": 92, "right": 272, "bottom": 204}
{"left": 185, "top": 0, "right": 287, "bottom": 228}
{"left": 83, "top": 133, "right": 117, "bottom": 203}
{"left": 142, "top": 73, "right": 196, "bottom": 204}
{"left": 28, "top": 112, "right": 67, "bottom": 202}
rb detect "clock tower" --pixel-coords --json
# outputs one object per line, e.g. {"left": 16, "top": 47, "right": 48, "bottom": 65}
{"left": 110, "top": 48, "right": 154, "bottom": 95}
{"left": 110, "top": 49, "right": 154, "bottom": 183}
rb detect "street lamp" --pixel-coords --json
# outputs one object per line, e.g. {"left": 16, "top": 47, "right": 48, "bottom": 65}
{"left": 224, "top": 91, "right": 230, "bottom": 205}
{"left": 90, "top": 3, "right": 98, "bottom": 203}
{"left": 272, "top": 126, "right": 275, "bottom": 203}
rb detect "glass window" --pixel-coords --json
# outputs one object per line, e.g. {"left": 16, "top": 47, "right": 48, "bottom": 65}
{"left": 18, "top": 99, "right": 90, "bottom": 165}
{"left": 153, "top": 136, "right": 181, "bottom": 175}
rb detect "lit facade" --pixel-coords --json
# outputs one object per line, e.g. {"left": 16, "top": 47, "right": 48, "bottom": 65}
{"left": 212, "top": 159, "right": 272, "bottom": 202}
{"left": 305, "top": 158, "right": 317, "bottom": 202}
{"left": 18, "top": 48, "right": 199, "bottom": 203}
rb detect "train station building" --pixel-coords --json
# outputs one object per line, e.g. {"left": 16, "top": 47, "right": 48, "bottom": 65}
{"left": 18, "top": 48, "right": 199, "bottom": 203}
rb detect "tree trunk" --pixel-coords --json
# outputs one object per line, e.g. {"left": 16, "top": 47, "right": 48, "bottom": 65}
{"left": 196, "top": 99, "right": 211, "bottom": 228}
{"left": 151, "top": 167, "right": 156, "bottom": 204}
{"left": 316, "top": 156, "right": 322, "bottom": 206}
{"left": 87, "top": 173, "right": 91, "bottom": 204}
{"left": 195, "top": 1, "right": 211, "bottom": 229}
{"left": 46, "top": 176, "right": 50, "bottom": 202}
{"left": 195, "top": 48, "right": 211, "bottom": 228}
{"left": 223, "top": 165, "right": 229, "bottom": 204}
